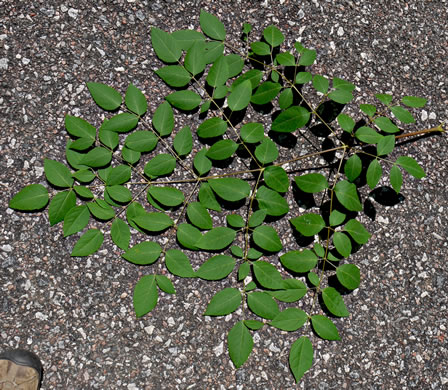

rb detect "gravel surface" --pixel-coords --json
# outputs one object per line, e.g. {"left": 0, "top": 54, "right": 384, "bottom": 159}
{"left": 1, "top": 1, "right": 447, "bottom": 389}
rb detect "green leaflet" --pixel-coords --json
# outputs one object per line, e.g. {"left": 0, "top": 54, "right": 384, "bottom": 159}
{"left": 268, "top": 279, "right": 307, "bottom": 302}
{"left": 344, "top": 154, "right": 362, "bottom": 182}
{"left": 9, "top": 184, "right": 49, "bottom": 211}
{"left": 125, "top": 83, "right": 147, "bottom": 116}
{"left": 226, "top": 214, "right": 245, "bottom": 228}
{"left": 280, "top": 249, "right": 317, "bottom": 273}
{"left": 144, "top": 154, "right": 176, "bottom": 178}
{"left": 390, "top": 165, "right": 403, "bottom": 193}
{"left": 148, "top": 186, "right": 185, "bottom": 208}
{"left": 87, "top": 82, "right": 121, "bottom": 111}
{"left": 263, "top": 25, "right": 284, "bottom": 47}
{"left": 193, "top": 148, "right": 212, "bottom": 176}
{"left": 208, "top": 178, "right": 250, "bottom": 202}
{"left": 251, "top": 41, "right": 271, "bottom": 56}
{"left": 196, "top": 255, "right": 236, "bottom": 280}
{"left": 278, "top": 88, "right": 293, "bottom": 109}
{"left": 390, "top": 106, "right": 415, "bottom": 124}
{"left": 196, "top": 227, "right": 236, "bottom": 251}
{"left": 276, "top": 52, "right": 295, "bottom": 66}
{"left": 401, "top": 95, "right": 427, "bottom": 108}
{"left": 87, "top": 199, "right": 115, "bottom": 221}
{"left": 329, "top": 210, "right": 346, "bottom": 227}
{"left": 197, "top": 117, "right": 227, "bottom": 138}
{"left": 333, "top": 231, "right": 352, "bottom": 258}
{"left": 343, "top": 219, "right": 371, "bottom": 244}
{"left": 322, "top": 287, "right": 350, "bottom": 317}
{"left": 166, "top": 90, "right": 201, "bottom": 111}
{"left": 185, "top": 41, "right": 207, "bottom": 76}
{"left": 65, "top": 115, "right": 96, "bottom": 141}
{"left": 44, "top": 159, "right": 74, "bottom": 188}
{"left": 377, "top": 135, "right": 395, "bottom": 156}
{"left": 225, "top": 54, "right": 244, "bottom": 78}
{"left": 153, "top": 101, "right": 174, "bottom": 136}
{"left": 63, "top": 205, "right": 90, "bottom": 237}
{"left": 337, "top": 113, "right": 355, "bottom": 133}
{"left": 311, "top": 315, "right": 340, "bottom": 340}
{"left": 173, "top": 126, "right": 193, "bottom": 156}
{"left": 101, "top": 113, "right": 138, "bottom": 133}
{"left": 106, "top": 165, "right": 131, "bottom": 186}
{"left": 247, "top": 291, "right": 279, "bottom": 320}
{"left": 264, "top": 166, "right": 289, "bottom": 192}
{"left": 171, "top": 29, "right": 205, "bottom": 50}
{"left": 253, "top": 260, "right": 284, "bottom": 289}
{"left": 334, "top": 180, "right": 362, "bottom": 211}
{"left": 198, "top": 182, "right": 221, "bottom": 211}
{"left": 294, "top": 173, "right": 328, "bottom": 193}
{"left": 228, "top": 80, "right": 252, "bottom": 111}
{"left": 81, "top": 147, "right": 112, "bottom": 168}
{"left": 256, "top": 185, "right": 289, "bottom": 216}
{"left": 133, "top": 275, "right": 158, "bottom": 318}
{"left": 155, "top": 275, "right": 176, "bottom": 294}
{"left": 336, "top": 264, "right": 361, "bottom": 290}
{"left": 374, "top": 116, "right": 399, "bottom": 133}
{"left": 231, "top": 69, "right": 263, "bottom": 91}
{"left": 248, "top": 209, "right": 267, "bottom": 228}
{"left": 165, "top": 249, "right": 195, "bottom": 277}
{"left": 155, "top": 65, "right": 191, "bottom": 87}
{"left": 271, "top": 106, "right": 310, "bottom": 132}
{"left": 49, "top": 190, "right": 76, "bottom": 225}
{"left": 199, "top": 10, "right": 226, "bottom": 41}
{"left": 186, "top": 202, "right": 213, "bottom": 230}
{"left": 150, "top": 27, "right": 182, "bottom": 63}
{"left": 270, "top": 308, "right": 307, "bottom": 332}
{"left": 355, "top": 126, "right": 383, "bottom": 144}
{"left": 313, "top": 74, "right": 329, "bottom": 94}
{"left": 289, "top": 336, "right": 314, "bottom": 383}
{"left": 133, "top": 212, "right": 173, "bottom": 232}
{"left": 71, "top": 229, "right": 104, "bottom": 257}
{"left": 99, "top": 127, "right": 118, "bottom": 150}
{"left": 250, "top": 82, "right": 281, "bottom": 105}
{"left": 206, "top": 55, "right": 229, "bottom": 87}
{"left": 290, "top": 213, "right": 325, "bottom": 236}
{"left": 240, "top": 122, "right": 264, "bottom": 143}
{"left": 366, "top": 159, "right": 382, "bottom": 189}
{"left": 396, "top": 156, "right": 426, "bottom": 179}
{"left": 252, "top": 225, "right": 282, "bottom": 253}
{"left": 204, "top": 287, "right": 242, "bottom": 316}
{"left": 255, "top": 138, "right": 278, "bottom": 164}
{"left": 176, "top": 223, "right": 201, "bottom": 250}
{"left": 228, "top": 321, "right": 253, "bottom": 369}
{"left": 125, "top": 131, "right": 158, "bottom": 152}
{"left": 111, "top": 218, "right": 130, "bottom": 250}
{"left": 206, "top": 139, "right": 238, "bottom": 160}
{"left": 122, "top": 241, "right": 162, "bottom": 265}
